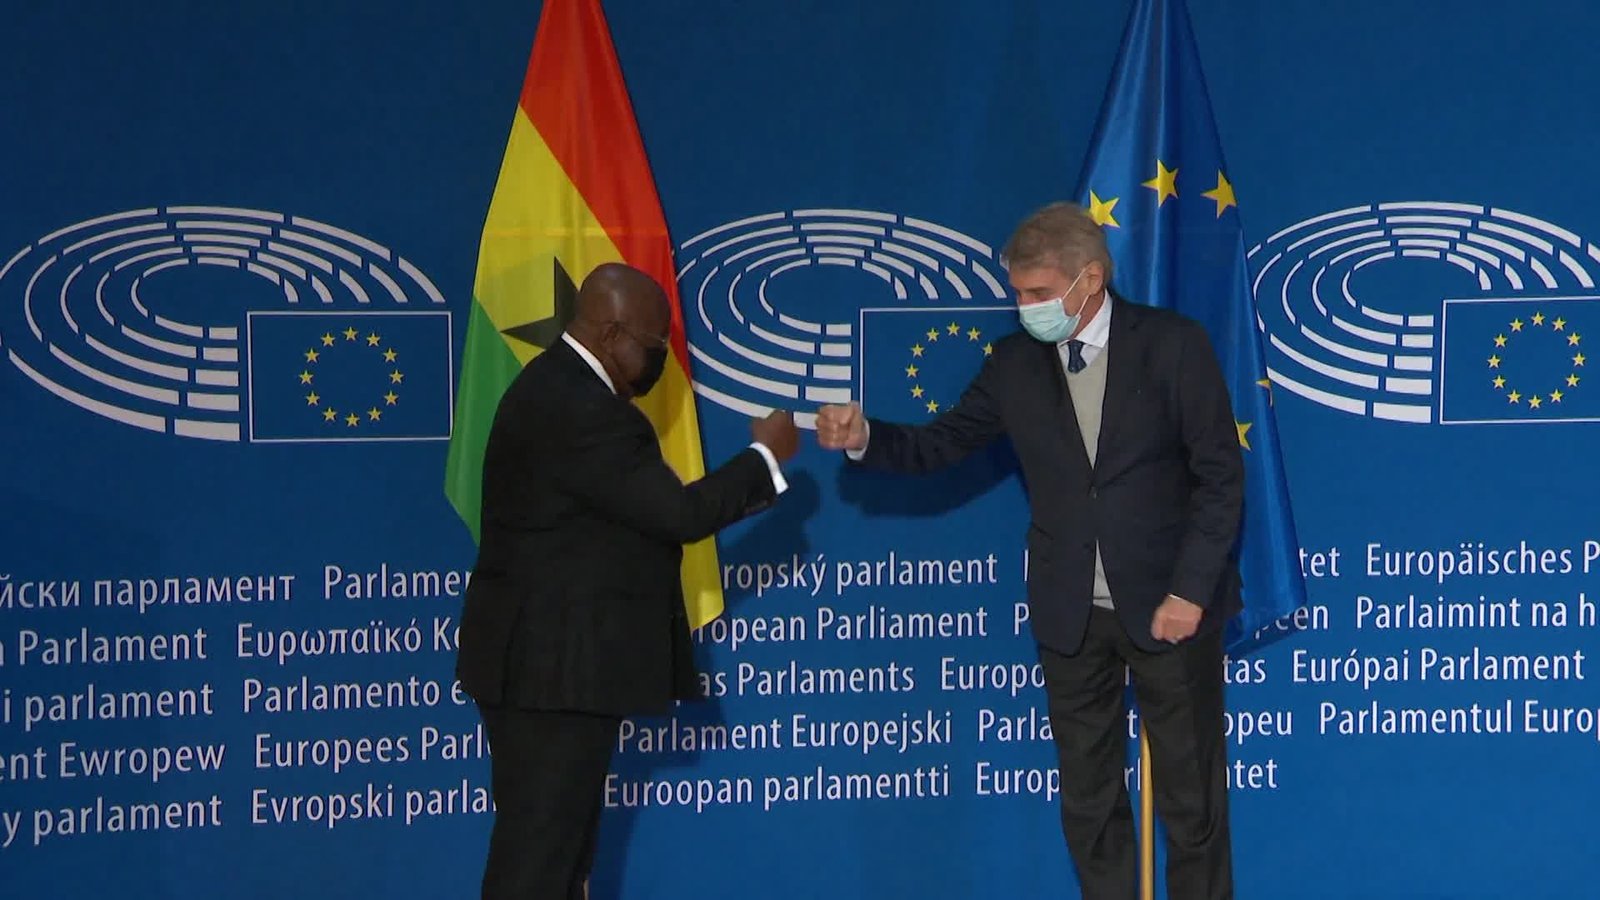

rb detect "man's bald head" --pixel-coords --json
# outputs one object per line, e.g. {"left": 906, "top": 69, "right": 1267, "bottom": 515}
{"left": 573, "top": 262, "right": 669, "bottom": 332}
{"left": 566, "top": 263, "right": 672, "bottom": 398}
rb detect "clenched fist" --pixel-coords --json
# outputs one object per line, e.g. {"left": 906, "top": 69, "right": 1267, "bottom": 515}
{"left": 750, "top": 410, "right": 799, "bottom": 463}
{"left": 815, "top": 402, "right": 868, "bottom": 452}
{"left": 1150, "top": 594, "right": 1204, "bottom": 644}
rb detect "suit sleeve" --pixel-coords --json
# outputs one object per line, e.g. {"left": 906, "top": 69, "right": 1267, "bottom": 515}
{"left": 556, "top": 399, "right": 777, "bottom": 545}
{"left": 856, "top": 351, "right": 1006, "bottom": 473}
{"left": 1169, "top": 321, "right": 1245, "bottom": 606}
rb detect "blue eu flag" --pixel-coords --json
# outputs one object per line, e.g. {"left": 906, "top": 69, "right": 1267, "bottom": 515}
{"left": 246, "top": 311, "right": 453, "bottom": 442}
{"left": 1075, "top": 0, "right": 1307, "bottom": 647}
{"left": 1438, "top": 297, "right": 1597, "bottom": 424}
{"left": 859, "top": 307, "right": 1019, "bottom": 423}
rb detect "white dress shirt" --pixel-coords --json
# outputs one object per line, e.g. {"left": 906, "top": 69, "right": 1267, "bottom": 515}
{"left": 1058, "top": 291, "right": 1111, "bottom": 370}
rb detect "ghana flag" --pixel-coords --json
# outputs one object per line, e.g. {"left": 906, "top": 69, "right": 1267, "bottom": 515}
{"left": 444, "top": 0, "right": 726, "bottom": 628}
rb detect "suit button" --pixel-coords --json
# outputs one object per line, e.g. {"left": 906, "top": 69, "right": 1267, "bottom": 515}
{"left": 1088, "top": 487, "right": 1098, "bottom": 499}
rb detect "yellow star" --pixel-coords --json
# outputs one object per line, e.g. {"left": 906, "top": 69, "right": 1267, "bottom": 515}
{"left": 1236, "top": 421, "right": 1252, "bottom": 450}
{"left": 1552, "top": 389, "right": 1565, "bottom": 403}
{"left": 1510, "top": 319, "right": 1524, "bottom": 332}
{"left": 323, "top": 408, "right": 338, "bottom": 422}
{"left": 320, "top": 333, "right": 335, "bottom": 347}
{"left": 368, "top": 407, "right": 382, "bottom": 422}
{"left": 1568, "top": 374, "right": 1581, "bottom": 387}
{"left": 982, "top": 343, "right": 994, "bottom": 356}
{"left": 1088, "top": 191, "right": 1121, "bottom": 228}
{"left": 926, "top": 328, "right": 939, "bottom": 342}
{"left": 968, "top": 327, "right": 981, "bottom": 341}
{"left": 305, "top": 391, "right": 319, "bottom": 406}
{"left": 1494, "top": 334, "right": 1507, "bottom": 348}
{"left": 390, "top": 370, "right": 404, "bottom": 384}
{"left": 1529, "top": 395, "right": 1543, "bottom": 409}
{"left": 911, "top": 385, "right": 925, "bottom": 398}
{"left": 911, "top": 344, "right": 924, "bottom": 357}
{"left": 1532, "top": 312, "right": 1546, "bottom": 326}
{"left": 925, "top": 400, "right": 940, "bottom": 413}
{"left": 1574, "top": 353, "right": 1587, "bottom": 367}
{"left": 345, "top": 413, "right": 360, "bottom": 427}
{"left": 384, "top": 391, "right": 398, "bottom": 406}
{"left": 1142, "top": 160, "right": 1179, "bottom": 207}
{"left": 304, "top": 348, "right": 320, "bottom": 363}
{"left": 1257, "top": 377, "right": 1274, "bottom": 405}
{"left": 1201, "top": 171, "right": 1237, "bottom": 217}
{"left": 1487, "top": 355, "right": 1501, "bottom": 368}
{"left": 298, "top": 370, "right": 314, "bottom": 385}
{"left": 1507, "top": 390, "right": 1521, "bottom": 404}
{"left": 1492, "top": 375, "right": 1506, "bottom": 390}
{"left": 367, "top": 333, "right": 381, "bottom": 347}
{"left": 947, "top": 322, "right": 960, "bottom": 336}
{"left": 383, "top": 348, "right": 398, "bottom": 363}
{"left": 1554, "top": 318, "right": 1567, "bottom": 331}
{"left": 1569, "top": 333, "right": 1582, "bottom": 346}
{"left": 905, "top": 364, "right": 919, "bottom": 377}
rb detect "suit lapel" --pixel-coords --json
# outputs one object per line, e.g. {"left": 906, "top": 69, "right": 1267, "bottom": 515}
{"left": 1093, "top": 298, "right": 1141, "bottom": 468}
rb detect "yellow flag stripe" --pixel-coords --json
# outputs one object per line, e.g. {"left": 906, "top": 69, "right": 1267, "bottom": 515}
{"left": 646, "top": 358, "right": 721, "bottom": 627}
{"left": 474, "top": 111, "right": 624, "bottom": 364}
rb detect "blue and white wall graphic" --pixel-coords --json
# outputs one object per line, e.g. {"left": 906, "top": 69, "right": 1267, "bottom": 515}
{"left": 676, "top": 209, "right": 1013, "bottom": 429}
{"left": 0, "top": 206, "right": 452, "bottom": 443}
{"left": 1251, "top": 200, "right": 1600, "bottom": 424}
{"left": 5, "top": 3, "right": 1600, "bottom": 899}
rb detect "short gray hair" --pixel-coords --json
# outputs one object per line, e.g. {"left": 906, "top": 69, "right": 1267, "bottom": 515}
{"left": 1000, "top": 202, "right": 1114, "bottom": 282}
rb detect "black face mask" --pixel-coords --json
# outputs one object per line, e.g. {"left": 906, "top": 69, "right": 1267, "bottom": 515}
{"left": 629, "top": 344, "right": 669, "bottom": 396}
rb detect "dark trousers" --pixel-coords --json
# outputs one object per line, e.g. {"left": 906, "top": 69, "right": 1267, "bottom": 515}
{"left": 1039, "top": 607, "right": 1232, "bottom": 900}
{"left": 477, "top": 705, "right": 622, "bottom": 900}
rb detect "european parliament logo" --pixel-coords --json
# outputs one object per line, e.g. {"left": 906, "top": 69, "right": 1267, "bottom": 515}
{"left": 674, "top": 209, "right": 1014, "bottom": 427}
{"left": 0, "top": 206, "right": 452, "bottom": 442}
{"left": 1250, "top": 200, "right": 1600, "bottom": 425}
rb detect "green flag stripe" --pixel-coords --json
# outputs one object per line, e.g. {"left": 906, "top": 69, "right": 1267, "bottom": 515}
{"left": 444, "top": 298, "right": 525, "bottom": 543}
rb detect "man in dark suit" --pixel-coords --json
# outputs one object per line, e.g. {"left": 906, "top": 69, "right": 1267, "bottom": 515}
{"left": 817, "top": 202, "right": 1242, "bottom": 900}
{"left": 456, "top": 262, "right": 798, "bottom": 900}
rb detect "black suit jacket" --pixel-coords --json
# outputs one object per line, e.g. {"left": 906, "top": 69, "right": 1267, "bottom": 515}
{"left": 857, "top": 296, "right": 1243, "bottom": 655}
{"left": 455, "top": 339, "right": 777, "bottom": 716}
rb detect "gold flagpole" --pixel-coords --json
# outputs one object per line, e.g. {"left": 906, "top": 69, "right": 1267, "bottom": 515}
{"left": 1139, "top": 729, "right": 1154, "bottom": 900}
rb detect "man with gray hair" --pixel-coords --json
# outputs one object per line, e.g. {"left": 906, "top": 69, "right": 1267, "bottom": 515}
{"left": 817, "top": 201, "right": 1242, "bottom": 899}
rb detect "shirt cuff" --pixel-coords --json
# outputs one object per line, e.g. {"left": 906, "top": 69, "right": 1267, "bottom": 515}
{"left": 844, "top": 420, "right": 870, "bottom": 461}
{"left": 748, "top": 442, "right": 789, "bottom": 494}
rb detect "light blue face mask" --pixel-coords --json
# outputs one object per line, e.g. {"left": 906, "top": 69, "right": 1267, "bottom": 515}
{"left": 1018, "top": 268, "right": 1088, "bottom": 344}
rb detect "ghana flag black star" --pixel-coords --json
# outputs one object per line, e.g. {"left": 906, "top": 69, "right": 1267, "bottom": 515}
{"left": 501, "top": 258, "right": 577, "bottom": 349}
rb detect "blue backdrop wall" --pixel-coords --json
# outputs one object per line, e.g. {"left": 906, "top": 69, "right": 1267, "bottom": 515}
{"left": 3, "top": 2, "right": 1597, "bottom": 897}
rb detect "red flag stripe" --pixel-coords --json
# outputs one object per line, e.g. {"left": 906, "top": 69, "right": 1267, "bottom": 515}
{"left": 517, "top": 0, "right": 692, "bottom": 372}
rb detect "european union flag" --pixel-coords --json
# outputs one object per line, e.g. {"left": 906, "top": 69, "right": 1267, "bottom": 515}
{"left": 246, "top": 311, "right": 453, "bottom": 442}
{"left": 1438, "top": 297, "right": 1598, "bottom": 423}
{"left": 1076, "top": 0, "right": 1306, "bottom": 646}
{"left": 859, "top": 307, "right": 1019, "bottom": 422}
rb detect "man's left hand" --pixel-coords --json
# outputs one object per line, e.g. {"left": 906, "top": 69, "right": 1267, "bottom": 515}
{"left": 1150, "top": 594, "right": 1204, "bottom": 644}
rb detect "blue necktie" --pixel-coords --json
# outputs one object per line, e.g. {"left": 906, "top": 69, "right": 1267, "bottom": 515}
{"left": 1066, "top": 339, "right": 1087, "bottom": 374}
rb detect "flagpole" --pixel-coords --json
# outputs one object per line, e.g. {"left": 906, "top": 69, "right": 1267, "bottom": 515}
{"left": 1139, "top": 729, "right": 1154, "bottom": 900}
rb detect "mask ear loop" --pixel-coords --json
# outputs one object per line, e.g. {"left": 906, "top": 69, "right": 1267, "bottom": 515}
{"left": 1060, "top": 267, "right": 1090, "bottom": 317}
